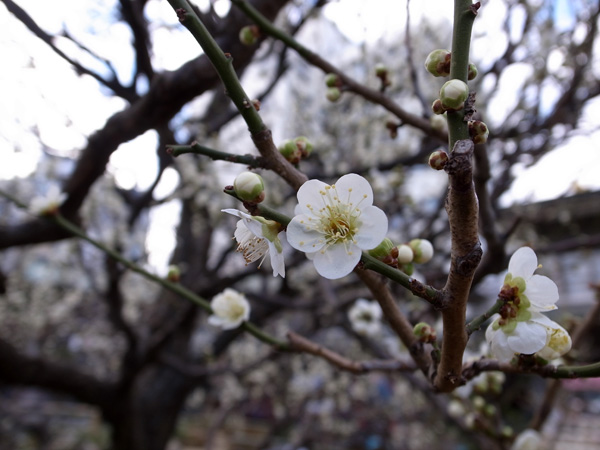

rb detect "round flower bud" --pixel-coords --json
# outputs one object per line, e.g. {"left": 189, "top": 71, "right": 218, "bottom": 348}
{"left": 167, "top": 265, "right": 181, "bottom": 282}
{"left": 468, "top": 120, "right": 489, "bottom": 144}
{"left": 279, "top": 139, "right": 301, "bottom": 164}
{"left": 409, "top": 239, "right": 434, "bottom": 264}
{"left": 439, "top": 79, "right": 469, "bottom": 110}
{"left": 375, "top": 64, "right": 389, "bottom": 78}
{"left": 430, "top": 114, "right": 447, "bottom": 133}
{"left": 239, "top": 25, "right": 260, "bottom": 46}
{"left": 233, "top": 171, "right": 265, "bottom": 203}
{"left": 396, "top": 244, "right": 414, "bottom": 264}
{"left": 428, "top": 149, "right": 449, "bottom": 171}
{"left": 431, "top": 99, "right": 445, "bottom": 115}
{"left": 425, "top": 49, "right": 451, "bottom": 77}
{"left": 325, "top": 73, "right": 341, "bottom": 88}
{"left": 368, "top": 238, "right": 396, "bottom": 260}
{"left": 413, "top": 322, "right": 437, "bottom": 343}
{"left": 294, "top": 136, "right": 313, "bottom": 157}
{"left": 468, "top": 62, "right": 478, "bottom": 80}
{"left": 399, "top": 262, "right": 414, "bottom": 276}
{"left": 326, "top": 87, "right": 341, "bottom": 102}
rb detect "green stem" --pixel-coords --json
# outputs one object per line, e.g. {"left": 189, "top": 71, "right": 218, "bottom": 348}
{"left": 166, "top": 0, "right": 265, "bottom": 134}
{"left": 447, "top": 0, "right": 478, "bottom": 151}
{"left": 53, "top": 213, "right": 290, "bottom": 349}
{"left": 168, "top": 142, "right": 265, "bottom": 168}
{"left": 466, "top": 298, "right": 502, "bottom": 335}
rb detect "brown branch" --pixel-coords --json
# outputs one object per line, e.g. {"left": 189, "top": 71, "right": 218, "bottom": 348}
{"left": 286, "top": 331, "right": 417, "bottom": 374}
{"left": 354, "top": 269, "right": 434, "bottom": 379}
{"left": 435, "top": 139, "right": 482, "bottom": 392}
{"left": 0, "top": 337, "right": 117, "bottom": 408}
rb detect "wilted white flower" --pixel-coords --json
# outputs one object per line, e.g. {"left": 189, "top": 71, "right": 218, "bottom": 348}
{"left": 286, "top": 173, "right": 388, "bottom": 279}
{"left": 208, "top": 288, "right": 250, "bottom": 330}
{"left": 29, "top": 185, "right": 66, "bottom": 216}
{"left": 222, "top": 209, "right": 285, "bottom": 278}
{"left": 348, "top": 298, "right": 383, "bottom": 337}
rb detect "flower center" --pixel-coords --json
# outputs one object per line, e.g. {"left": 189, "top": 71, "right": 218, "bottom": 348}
{"left": 236, "top": 234, "right": 269, "bottom": 267}
{"left": 496, "top": 277, "right": 531, "bottom": 330}
{"left": 226, "top": 302, "right": 246, "bottom": 321}
{"left": 315, "top": 185, "right": 364, "bottom": 247}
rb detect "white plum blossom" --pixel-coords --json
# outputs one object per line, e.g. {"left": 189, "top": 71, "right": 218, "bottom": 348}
{"left": 511, "top": 429, "right": 543, "bottom": 450}
{"left": 222, "top": 209, "right": 285, "bottom": 278}
{"left": 29, "top": 185, "right": 66, "bottom": 216}
{"left": 286, "top": 173, "right": 388, "bottom": 279}
{"left": 348, "top": 298, "right": 383, "bottom": 337}
{"left": 208, "top": 288, "right": 251, "bottom": 330}
{"left": 485, "top": 247, "right": 570, "bottom": 362}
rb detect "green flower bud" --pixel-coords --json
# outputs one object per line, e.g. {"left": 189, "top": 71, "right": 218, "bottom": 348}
{"left": 375, "top": 64, "right": 388, "bottom": 78}
{"left": 239, "top": 25, "right": 260, "bottom": 46}
{"left": 325, "top": 73, "right": 341, "bottom": 88}
{"left": 468, "top": 120, "right": 489, "bottom": 144}
{"left": 413, "top": 322, "right": 437, "bottom": 343}
{"left": 431, "top": 99, "right": 445, "bottom": 115}
{"left": 428, "top": 149, "right": 449, "bottom": 171}
{"left": 326, "top": 87, "right": 341, "bottom": 102}
{"left": 234, "top": 171, "right": 265, "bottom": 203}
{"left": 368, "top": 238, "right": 396, "bottom": 260}
{"left": 439, "top": 79, "right": 469, "bottom": 110}
{"left": 409, "top": 239, "right": 434, "bottom": 264}
{"left": 396, "top": 244, "right": 414, "bottom": 264}
{"left": 167, "top": 265, "right": 181, "bottom": 282}
{"left": 279, "top": 139, "right": 301, "bottom": 164}
{"left": 294, "top": 136, "right": 313, "bottom": 157}
{"left": 472, "top": 395, "right": 486, "bottom": 411}
{"left": 501, "top": 426, "right": 514, "bottom": 439}
{"left": 425, "top": 49, "right": 451, "bottom": 77}
{"left": 468, "top": 62, "right": 478, "bottom": 80}
{"left": 399, "top": 262, "right": 414, "bottom": 276}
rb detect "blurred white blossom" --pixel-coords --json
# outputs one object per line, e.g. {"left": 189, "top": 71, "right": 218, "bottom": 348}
{"left": 511, "top": 429, "right": 543, "bottom": 450}
{"left": 348, "top": 298, "right": 383, "bottom": 337}
{"left": 208, "top": 288, "right": 250, "bottom": 330}
{"left": 29, "top": 185, "right": 66, "bottom": 216}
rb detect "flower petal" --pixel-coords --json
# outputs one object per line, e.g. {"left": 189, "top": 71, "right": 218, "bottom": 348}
{"left": 286, "top": 215, "right": 326, "bottom": 253}
{"left": 508, "top": 247, "right": 538, "bottom": 280}
{"left": 486, "top": 324, "right": 517, "bottom": 362}
{"left": 295, "top": 179, "right": 330, "bottom": 216}
{"left": 267, "top": 231, "right": 286, "bottom": 278}
{"left": 506, "top": 321, "right": 547, "bottom": 354}
{"left": 353, "top": 205, "right": 388, "bottom": 250}
{"left": 333, "top": 173, "right": 374, "bottom": 207}
{"left": 312, "top": 243, "right": 361, "bottom": 279}
{"left": 524, "top": 274, "right": 559, "bottom": 311}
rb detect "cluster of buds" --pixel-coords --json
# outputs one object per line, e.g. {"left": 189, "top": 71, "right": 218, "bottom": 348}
{"left": 413, "top": 322, "right": 437, "bottom": 343}
{"left": 239, "top": 25, "right": 260, "bottom": 46}
{"left": 425, "top": 49, "right": 478, "bottom": 81}
{"left": 468, "top": 120, "right": 489, "bottom": 144}
{"left": 278, "top": 136, "right": 314, "bottom": 164}
{"left": 375, "top": 64, "right": 391, "bottom": 91}
{"left": 368, "top": 238, "right": 434, "bottom": 275}
{"left": 325, "top": 73, "right": 342, "bottom": 102}
{"left": 233, "top": 171, "right": 265, "bottom": 204}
